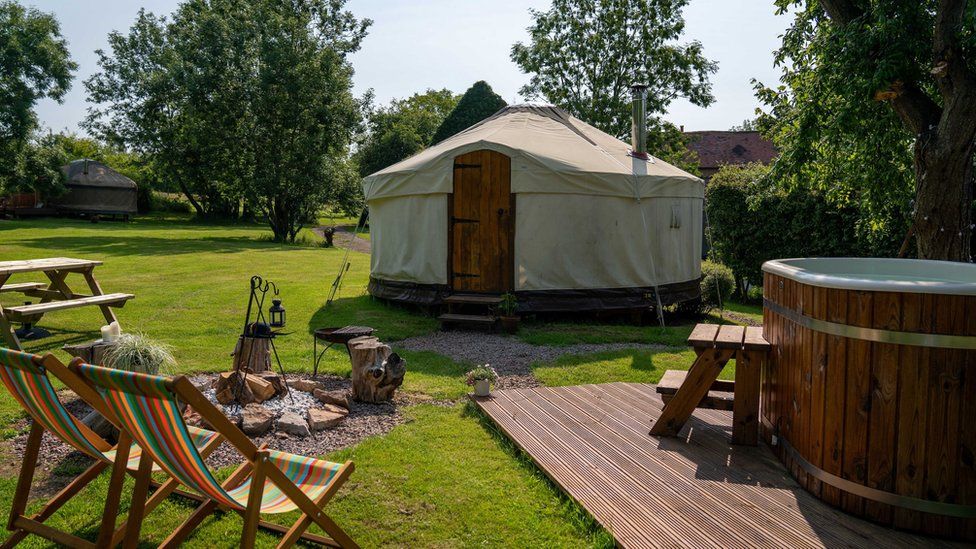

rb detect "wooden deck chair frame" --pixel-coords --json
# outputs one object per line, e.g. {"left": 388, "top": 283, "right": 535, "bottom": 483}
{"left": 0, "top": 349, "right": 222, "bottom": 549}
{"left": 70, "top": 361, "right": 358, "bottom": 549}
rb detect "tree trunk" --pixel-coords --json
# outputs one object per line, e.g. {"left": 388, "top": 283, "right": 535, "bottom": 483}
{"left": 177, "top": 179, "right": 205, "bottom": 216}
{"left": 912, "top": 132, "right": 975, "bottom": 261}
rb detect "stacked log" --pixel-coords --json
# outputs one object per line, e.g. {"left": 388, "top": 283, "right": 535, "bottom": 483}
{"left": 214, "top": 370, "right": 286, "bottom": 405}
{"left": 231, "top": 336, "right": 271, "bottom": 373}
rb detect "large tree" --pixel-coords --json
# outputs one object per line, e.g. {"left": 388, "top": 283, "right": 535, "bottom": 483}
{"left": 758, "top": 1, "right": 976, "bottom": 261}
{"left": 85, "top": 0, "right": 369, "bottom": 240}
{"left": 0, "top": 1, "right": 75, "bottom": 191}
{"left": 430, "top": 81, "right": 506, "bottom": 144}
{"left": 85, "top": 3, "right": 254, "bottom": 217}
{"left": 356, "top": 88, "right": 458, "bottom": 177}
{"left": 248, "top": 0, "right": 368, "bottom": 242}
{"left": 511, "top": 0, "right": 716, "bottom": 143}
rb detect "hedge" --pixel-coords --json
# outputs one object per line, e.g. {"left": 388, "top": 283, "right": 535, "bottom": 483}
{"left": 705, "top": 163, "right": 901, "bottom": 295}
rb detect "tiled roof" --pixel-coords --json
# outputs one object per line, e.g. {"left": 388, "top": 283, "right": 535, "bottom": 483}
{"left": 684, "top": 131, "right": 777, "bottom": 169}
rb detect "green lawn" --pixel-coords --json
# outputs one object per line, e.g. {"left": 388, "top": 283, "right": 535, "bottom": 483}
{"left": 0, "top": 214, "right": 741, "bottom": 547}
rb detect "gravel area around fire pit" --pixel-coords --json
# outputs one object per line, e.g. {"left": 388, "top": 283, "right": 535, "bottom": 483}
{"left": 4, "top": 396, "right": 96, "bottom": 494}
{"left": 395, "top": 331, "right": 671, "bottom": 390}
{"left": 4, "top": 374, "right": 408, "bottom": 475}
{"left": 4, "top": 333, "right": 671, "bottom": 476}
{"left": 188, "top": 373, "right": 406, "bottom": 468}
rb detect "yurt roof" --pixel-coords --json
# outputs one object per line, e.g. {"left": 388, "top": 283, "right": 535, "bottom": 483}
{"left": 62, "top": 159, "right": 137, "bottom": 190}
{"left": 364, "top": 104, "right": 703, "bottom": 201}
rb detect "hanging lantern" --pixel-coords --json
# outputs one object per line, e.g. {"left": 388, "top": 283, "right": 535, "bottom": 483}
{"left": 268, "top": 298, "right": 286, "bottom": 328}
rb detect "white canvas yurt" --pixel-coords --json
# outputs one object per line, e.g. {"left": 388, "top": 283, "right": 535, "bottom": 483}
{"left": 363, "top": 99, "right": 703, "bottom": 313}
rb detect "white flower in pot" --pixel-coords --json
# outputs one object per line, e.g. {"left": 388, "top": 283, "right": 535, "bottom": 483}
{"left": 466, "top": 364, "right": 498, "bottom": 397}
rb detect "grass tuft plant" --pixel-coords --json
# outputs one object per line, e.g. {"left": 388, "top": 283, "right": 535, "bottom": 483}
{"left": 102, "top": 333, "right": 176, "bottom": 375}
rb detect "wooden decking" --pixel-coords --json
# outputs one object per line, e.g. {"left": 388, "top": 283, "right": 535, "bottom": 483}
{"left": 475, "top": 383, "right": 961, "bottom": 548}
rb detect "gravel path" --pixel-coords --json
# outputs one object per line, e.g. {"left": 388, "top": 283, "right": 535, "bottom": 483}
{"left": 396, "top": 331, "right": 670, "bottom": 390}
{"left": 716, "top": 310, "right": 761, "bottom": 327}
{"left": 313, "top": 225, "right": 370, "bottom": 254}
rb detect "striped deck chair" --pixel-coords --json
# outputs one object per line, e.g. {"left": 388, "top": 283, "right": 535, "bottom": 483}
{"left": 0, "top": 348, "right": 222, "bottom": 549}
{"left": 72, "top": 361, "right": 358, "bottom": 549}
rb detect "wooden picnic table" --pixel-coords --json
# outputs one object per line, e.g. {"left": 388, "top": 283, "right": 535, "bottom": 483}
{"left": 0, "top": 257, "right": 134, "bottom": 350}
{"left": 651, "top": 323, "right": 770, "bottom": 445}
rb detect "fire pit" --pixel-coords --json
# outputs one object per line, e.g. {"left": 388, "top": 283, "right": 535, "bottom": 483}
{"left": 191, "top": 373, "right": 352, "bottom": 438}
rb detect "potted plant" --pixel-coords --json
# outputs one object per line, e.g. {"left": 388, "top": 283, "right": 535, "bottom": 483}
{"left": 466, "top": 365, "right": 498, "bottom": 397}
{"left": 497, "top": 292, "right": 520, "bottom": 333}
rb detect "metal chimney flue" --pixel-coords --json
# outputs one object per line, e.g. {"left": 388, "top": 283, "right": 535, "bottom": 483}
{"left": 630, "top": 84, "right": 649, "bottom": 159}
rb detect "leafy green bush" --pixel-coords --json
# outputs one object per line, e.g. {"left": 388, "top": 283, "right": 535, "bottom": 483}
{"left": 700, "top": 260, "right": 734, "bottom": 309}
{"left": 136, "top": 185, "right": 153, "bottom": 213}
{"left": 705, "top": 163, "right": 900, "bottom": 292}
{"left": 151, "top": 191, "right": 193, "bottom": 213}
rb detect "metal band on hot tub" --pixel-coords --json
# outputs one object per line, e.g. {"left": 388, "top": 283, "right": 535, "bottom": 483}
{"left": 763, "top": 298, "right": 976, "bottom": 350}
{"left": 760, "top": 417, "right": 976, "bottom": 518}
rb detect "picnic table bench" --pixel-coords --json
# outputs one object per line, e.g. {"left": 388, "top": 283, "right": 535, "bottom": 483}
{"left": 650, "top": 323, "right": 770, "bottom": 445}
{"left": 0, "top": 257, "right": 134, "bottom": 350}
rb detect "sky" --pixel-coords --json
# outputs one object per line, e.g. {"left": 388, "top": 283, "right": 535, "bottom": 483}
{"left": 30, "top": 0, "right": 791, "bottom": 135}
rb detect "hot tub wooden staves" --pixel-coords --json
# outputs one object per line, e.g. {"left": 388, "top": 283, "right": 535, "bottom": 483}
{"left": 762, "top": 272, "right": 976, "bottom": 540}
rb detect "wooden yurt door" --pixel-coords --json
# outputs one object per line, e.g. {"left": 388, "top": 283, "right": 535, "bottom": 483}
{"left": 450, "top": 150, "right": 513, "bottom": 293}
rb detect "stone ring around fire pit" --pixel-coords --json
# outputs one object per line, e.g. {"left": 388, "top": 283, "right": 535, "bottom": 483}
{"left": 195, "top": 373, "right": 352, "bottom": 438}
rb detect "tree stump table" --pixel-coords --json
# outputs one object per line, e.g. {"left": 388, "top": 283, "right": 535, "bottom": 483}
{"left": 347, "top": 335, "right": 405, "bottom": 403}
{"left": 63, "top": 339, "right": 117, "bottom": 366}
{"left": 312, "top": 326, "right": 375, "bottom": 376}
{"left": 63, "top": 339, "right": 120, "bottom": 440}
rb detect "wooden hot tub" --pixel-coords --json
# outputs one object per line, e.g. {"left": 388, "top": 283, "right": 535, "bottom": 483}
{"left": 761, "top": 258, "right": 976, "bottom": 540}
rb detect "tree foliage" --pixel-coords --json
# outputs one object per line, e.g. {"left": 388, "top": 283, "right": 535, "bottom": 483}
{"left": 85, "top": 0, "right": 369, "bottom": 241}
{"left": 756, "top": 1, "right": 976, "bottom": 261}
{"left": 511, "top": 0, "right": 716, "bottom": 146}
{"left": 9, "top": 134, "right": 69, "bottom": 200}
{"left": 356, "top": 89, "right": 458, "bottom": 177}
{"left": 706, "top": 163, "right": 899, "bottom": 294}
{"left": 248, "top": 0, "right": 368, "bottom": 242}
{"left": 430, "top": 81, "right": 506, "bottom": 145}
{"left": 0, "top": 1, "right": 75, "bottom": 192}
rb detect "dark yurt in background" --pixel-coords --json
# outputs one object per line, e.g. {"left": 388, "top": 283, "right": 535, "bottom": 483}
{"left": 55, "top": 159, "right": 138, "bottom": 219}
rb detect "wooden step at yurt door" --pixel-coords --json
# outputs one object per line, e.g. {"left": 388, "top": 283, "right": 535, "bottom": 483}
{"left": 450, "top": 150, "right": 513, "bottom": 293}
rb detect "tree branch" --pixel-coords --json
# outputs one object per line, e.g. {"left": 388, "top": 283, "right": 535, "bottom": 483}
{"left": 818, "top": 0, "right": 863, "bottom": 25}
{"left": 821, "top": 0, "right": 943, "bottom": 134}
{"left": 891, "top": 83, "right": 943, "bottom": 135}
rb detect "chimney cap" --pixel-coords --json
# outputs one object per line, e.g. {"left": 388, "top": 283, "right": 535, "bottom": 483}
{"left": 630, "top": 83, "right": 649, "bottom": 97}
